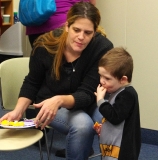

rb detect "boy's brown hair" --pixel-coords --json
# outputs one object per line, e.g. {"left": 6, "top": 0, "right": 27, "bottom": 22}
{"left": 99, "top": 47, "right": 133, "bottom": 82}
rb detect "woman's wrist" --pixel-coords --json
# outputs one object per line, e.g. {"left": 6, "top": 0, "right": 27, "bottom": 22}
{"left": 51, "top": 95, "right": 64, "bottom": 109}
{"left": 53, "top": 95, "right": 74, "bottom": 109}
{"left": 14, "top": 97, "right": 32, "bottom": 115}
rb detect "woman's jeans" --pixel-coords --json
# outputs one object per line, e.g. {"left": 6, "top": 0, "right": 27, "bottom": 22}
{"left": 49, "top": 103, "right": 102, "bottom": 160}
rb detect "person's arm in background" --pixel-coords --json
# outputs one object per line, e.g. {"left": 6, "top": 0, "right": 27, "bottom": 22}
{"left": 90, "top": 0, "right": 96, "bottom": 5}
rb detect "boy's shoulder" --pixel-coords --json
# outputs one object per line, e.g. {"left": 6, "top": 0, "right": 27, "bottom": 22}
{"left": 124, "top": 86, "right": 138, "bottom": 95}
{"left": 122, "top": 86, "right": 139, "bottom": 101}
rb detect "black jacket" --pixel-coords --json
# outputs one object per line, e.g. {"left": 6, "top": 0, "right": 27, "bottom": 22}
{"left": 19, "top": 32, "right": 113, "bottom": 111}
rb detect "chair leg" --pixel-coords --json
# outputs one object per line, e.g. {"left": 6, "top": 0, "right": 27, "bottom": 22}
{"left": 49, "top": 128, "right": 54, "bottom": 154}
{"left": 44, "top": 128, "right": 50, "bottom": 160}
{"left": 38, "top": 139, "right": 43, "bottom": 160}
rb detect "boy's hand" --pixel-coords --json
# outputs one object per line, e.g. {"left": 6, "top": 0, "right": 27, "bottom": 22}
{"left": 94, "top": 84, "right": 107, "bottom": 102}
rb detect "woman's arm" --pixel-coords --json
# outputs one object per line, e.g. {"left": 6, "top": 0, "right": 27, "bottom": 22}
{"left": 0, "top": 97, "right": 32, "bottom": 122}
{"left": 14, "top": 97, "right": 33, "bottom": 114}
{"left": 33, "top": 95, "right": 75, "bottom": 129}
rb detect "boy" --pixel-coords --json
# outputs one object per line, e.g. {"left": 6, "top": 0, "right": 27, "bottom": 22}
{"left": 94, "top": 47, "right": 141, "bottom": 160}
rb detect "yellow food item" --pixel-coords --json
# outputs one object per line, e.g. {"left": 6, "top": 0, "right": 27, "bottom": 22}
{"left": 1, "top": 120, "right": 10, "bottom": 126}
{"left": 9, "top": 121, "right": 14, "bottom": 126}
{"left": 13, "top": 121, "right": 19, "bottom": 126}
{"left": 18, "top": 121, "right": 24, "bottom": 126}
{"left": 1, "top": 120, "right": 24, "bottom": 127}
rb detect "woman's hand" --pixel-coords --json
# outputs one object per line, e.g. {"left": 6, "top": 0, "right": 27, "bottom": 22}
{"left": 34, "top": 96, "right": 62, "bottom": 130}
{"left": 0, "top": 110, "right": 22, "bottom": 123}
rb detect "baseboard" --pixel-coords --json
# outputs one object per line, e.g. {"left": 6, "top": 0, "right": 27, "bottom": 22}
{"left": 141, "top": 128, "right": 158, "bottom": 145}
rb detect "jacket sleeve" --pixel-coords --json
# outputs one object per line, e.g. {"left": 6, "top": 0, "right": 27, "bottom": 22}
{"left": 19, "top": 47, "right": 52, "bottom": 101}
{"left": 99, "top": 90, "right": 135, "bottom": 125}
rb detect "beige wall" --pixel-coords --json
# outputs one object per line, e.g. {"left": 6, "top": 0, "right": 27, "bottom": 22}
{"left": 97, "top": 0, "right": 158, "bottom": 130}
{"left": 13, "top": 0, "right": 19, "bottom": 12}
{"left": 14, "top": 0, "right": 158, "bottom": 130}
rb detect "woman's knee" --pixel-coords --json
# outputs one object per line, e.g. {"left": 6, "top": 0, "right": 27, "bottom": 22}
{"left": 69, "top": 112, "right": 95, "bottom": 135}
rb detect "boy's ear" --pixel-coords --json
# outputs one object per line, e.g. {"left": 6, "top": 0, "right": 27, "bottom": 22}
{"left": 121, "top": 76, "right": 128, "bottom": 84}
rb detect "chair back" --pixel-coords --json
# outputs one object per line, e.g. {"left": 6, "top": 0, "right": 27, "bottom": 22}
{"left": 0, "top": 23, "right": 23, "bottom": 56}
{"left": 0, "top": 57, "right": 29, "bottom": 110}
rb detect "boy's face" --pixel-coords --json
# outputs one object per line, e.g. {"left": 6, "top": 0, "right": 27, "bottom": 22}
{"left": 98, "top": 67, "right": 124, "bottom": 93}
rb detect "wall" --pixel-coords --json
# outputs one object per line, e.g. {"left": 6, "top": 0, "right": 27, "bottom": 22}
{"left": 14, "top": 0, "right": 158, "bottom": 130}
{"left": 97, "top": 0, "right": 158, "bottom": 130}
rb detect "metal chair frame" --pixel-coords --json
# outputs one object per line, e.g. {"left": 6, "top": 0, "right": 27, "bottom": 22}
{"left": 44, "top": 127, "right": 101, "bottom": 159}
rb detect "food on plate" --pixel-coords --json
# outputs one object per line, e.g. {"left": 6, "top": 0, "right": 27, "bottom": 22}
{"left": 1, "top": 120, "right": 24, "bottom": 127}
{"left": 1, "top": 120, "right": 10, "bottom": 126}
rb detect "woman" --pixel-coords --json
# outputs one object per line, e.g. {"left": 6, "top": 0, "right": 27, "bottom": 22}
{"left": 27, "top": 0, "right": 96, "bottom": 47}
{"left": 0, "top": 2, "right": 113, "bottom": 159}
{"left": 26, "top": 0, "right": 96, "bottom": 128}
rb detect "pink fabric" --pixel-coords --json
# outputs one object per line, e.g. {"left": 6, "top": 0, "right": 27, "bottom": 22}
{"left": 26, "top": 0, "right": 90, "bottom": 35}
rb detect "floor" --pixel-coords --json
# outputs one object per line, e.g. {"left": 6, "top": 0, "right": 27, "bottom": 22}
{"left": 0, "top": 107, "right": 158, "bottom": 159}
